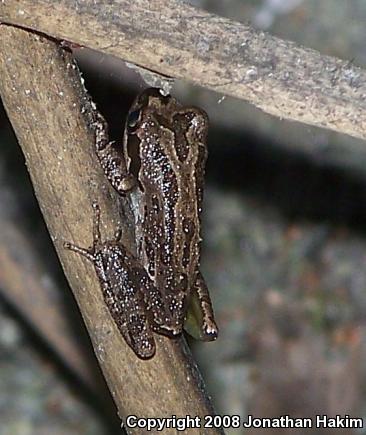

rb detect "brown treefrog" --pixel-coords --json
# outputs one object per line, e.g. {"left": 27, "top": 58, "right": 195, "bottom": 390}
{"left": 66, "top": 88, "right": 218, "bottom": 359}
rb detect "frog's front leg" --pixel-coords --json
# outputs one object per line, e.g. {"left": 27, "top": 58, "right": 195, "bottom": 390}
{"left": 185, "top": 271, "right": 219, "bottom": 341}
{"left": 94, "top": 111, "right": 135, "bottom": 194}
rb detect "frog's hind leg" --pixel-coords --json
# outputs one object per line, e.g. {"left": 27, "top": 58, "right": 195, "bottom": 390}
{"left": 184, "top": 271, "right": 218, "bottom": 341}
{"left": 99, "top": 276, "right": 156, "bottom": 359}
{"left": 64, "top": 241, "right": 95, "bottom": 263}
{"left": 64, "top": 202, "right": 101, "bottom": 261}
{"left": 91, "top": 201, "right": 102, "bottom": 248}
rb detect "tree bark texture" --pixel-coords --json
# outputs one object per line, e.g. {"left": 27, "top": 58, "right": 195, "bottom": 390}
{"left": 1, "top": 0, "right": 366, "bottom": 141}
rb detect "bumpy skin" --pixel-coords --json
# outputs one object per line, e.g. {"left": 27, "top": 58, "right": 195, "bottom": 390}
{"left": 93, "top": 88, "right": 218, "bottom": 354}
{"left": 94, "top": 244, "right": 156, "bottom": 359}
{"left": 124, "top": 89, "right": 217, "bottom": 339}
{"left": 65, "top": 204, "right": 175, "bottom": 359}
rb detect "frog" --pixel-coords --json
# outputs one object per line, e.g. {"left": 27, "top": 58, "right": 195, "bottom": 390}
{"left": 66, "top": 88, "right": 218, "bottom": 358}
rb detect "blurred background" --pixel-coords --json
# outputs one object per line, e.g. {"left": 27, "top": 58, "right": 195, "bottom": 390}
{"left": 1, "top": 1, "right": 366, "bottom": 434}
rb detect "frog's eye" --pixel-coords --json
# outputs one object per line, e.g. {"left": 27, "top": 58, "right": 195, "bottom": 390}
{"left": 127, "top": 109, "right": 142, "bottom": 132}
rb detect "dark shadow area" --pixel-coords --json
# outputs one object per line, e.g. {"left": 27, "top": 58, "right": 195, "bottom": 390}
{"left": 207, "top": 127, "right": 366, "bottom": 230}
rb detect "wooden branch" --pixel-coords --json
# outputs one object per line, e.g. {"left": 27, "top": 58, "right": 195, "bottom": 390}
{"left": 0, "top": 25, "right": 221, "bottom": 434}
{"left": 1, "top": 1, "right": 366, "bottom": 143}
